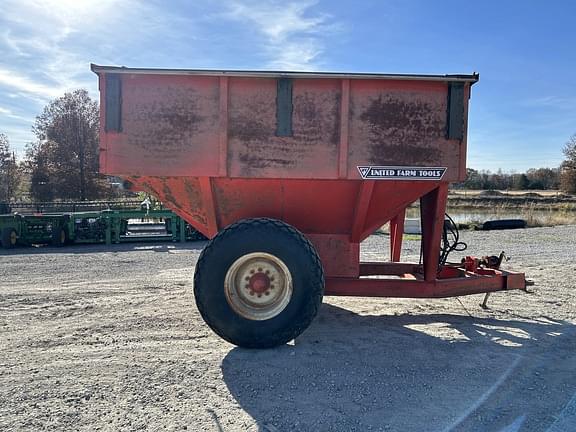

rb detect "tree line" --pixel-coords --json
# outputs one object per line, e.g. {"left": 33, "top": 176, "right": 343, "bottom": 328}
{"left": 458, "top": 167, "right": 561, "bottom": 191}
{"left": 1, "top": 89, "right": 576, "bottom": 202}
{"left": 458, "top": 134, "right": 576, "bottom": 192}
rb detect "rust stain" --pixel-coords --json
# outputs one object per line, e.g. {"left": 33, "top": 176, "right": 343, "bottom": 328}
{"left": 182, "top": 178, "right": 208, "bottom": 225}
{"left": 191, "top": 214, "right": 207, "bottom": 225}
{"left": 294, "top": 92, "right": 340, "bottom": 147}
{"left": 212, "top": 181, "right": 244, "bottom": 219}
{"left": 369, "top": 143, "right": 438, "bottom": 165}
{"left": 158, "top": 177, "right": 207, "bottom": 225}
{"left": 360, "top": 95, "right": 445, "bottom": 165}
{"left": 183, "top": 178, "right": 201, "bottom": 205}
{"left": 239, "top": 153, "right": 295, "bottom": 168}
{"left": 124, "top": 86, "right": 206, "bottom": 156}
{"left": 230, "top": 89, "right": 340, "bottom": 175}
{"left": 160, "top": 179, "right": 184, "bottom": 211}
{"left": 229, "top": 117, "right": 269, "bottom": 142}
{"left": 330, "top": 92, "right": 342, "bottom": 145}
{"left": 230, "top": 108, "right": 301, "bottom": 171}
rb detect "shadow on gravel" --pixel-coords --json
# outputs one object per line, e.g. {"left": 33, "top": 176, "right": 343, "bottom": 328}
{"left": 0, "top": 241, "right": 207, "bottom": 256}
{"left": 222, "top": 304, "right": 576, "bottom": 432}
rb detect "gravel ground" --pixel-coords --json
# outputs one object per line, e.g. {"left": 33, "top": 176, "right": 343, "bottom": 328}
{"left": 1, "top": 225, "right": 575, "bottom": 432}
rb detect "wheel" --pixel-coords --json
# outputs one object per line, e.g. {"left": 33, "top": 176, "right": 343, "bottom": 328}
{"left": 194, "top": 218, "right": 324, "bottom": 348}
{"left": 51, "top": 226, "right": 68, "bottom": 247}
{"left": 1, "top": 227, "right": 17, "bottom": 249}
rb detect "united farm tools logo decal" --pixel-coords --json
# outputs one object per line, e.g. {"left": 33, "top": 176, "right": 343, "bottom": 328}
{"left": 357, "top": 166, "right": 447, "bottom": 180}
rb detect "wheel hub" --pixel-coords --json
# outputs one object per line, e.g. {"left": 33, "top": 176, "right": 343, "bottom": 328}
{"left": 224, "top": 252, "right": 292, "bottom": 321}
{"left": 248, "top": 272, "right": 271, "bottom": 294}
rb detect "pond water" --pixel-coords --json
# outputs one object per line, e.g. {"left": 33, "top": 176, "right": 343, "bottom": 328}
{"left": 404, "top": 207, "right": 575, "bottom": 225}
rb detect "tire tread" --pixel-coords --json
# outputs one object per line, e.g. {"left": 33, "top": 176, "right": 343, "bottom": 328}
{"left": 194, "top": 218, "right": 324, "bottom": 348}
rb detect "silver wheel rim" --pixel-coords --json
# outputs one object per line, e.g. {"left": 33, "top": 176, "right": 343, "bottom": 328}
{"left": 224, "top": 252, "right": 293, "bottom": 321}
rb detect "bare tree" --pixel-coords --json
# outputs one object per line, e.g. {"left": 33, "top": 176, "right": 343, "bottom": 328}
{"left": 28, "top": 89, "right": 103, "bottom": 200}
{"left": 0, "top": 133, "right": 21, "bottom": 202}
{"left": 24, "top": 140, "right": 56, "bottom": 202}
{"left": 560, "top": 133, "right": 576, "bottom": 194}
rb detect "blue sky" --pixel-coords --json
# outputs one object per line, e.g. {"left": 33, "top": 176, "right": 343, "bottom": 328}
{"left": 0, "top": 0, "right": 574, "bottom": 171}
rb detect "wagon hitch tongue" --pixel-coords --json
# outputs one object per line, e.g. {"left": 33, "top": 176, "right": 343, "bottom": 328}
{"left": 461, "top": 251, "right": 506, "bottom": 273}
{"left": 465, "top": 251, "right": 533, "bottom": 309}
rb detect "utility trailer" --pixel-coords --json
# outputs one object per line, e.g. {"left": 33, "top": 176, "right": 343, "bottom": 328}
{"left": 92, "top": 64, "right": 527, "bottom": 348}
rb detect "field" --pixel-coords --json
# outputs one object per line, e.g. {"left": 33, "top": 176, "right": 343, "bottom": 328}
{"left": 450, "top": 190, "right": 566, "bottom": 197}
{"left": 447, "top": 190, "right": 576, "bottom": 212}
{"left": 1, "top": 226, "right": 576, "bottom": 431}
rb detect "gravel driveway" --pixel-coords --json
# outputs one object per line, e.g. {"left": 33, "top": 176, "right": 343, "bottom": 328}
{"left": 1, "top": 226, "right": 575, "bottom": 431}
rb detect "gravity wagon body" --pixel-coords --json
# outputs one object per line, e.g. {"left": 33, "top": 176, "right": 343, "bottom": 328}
{"left": 92, "top": 65, "right": 526, "bottom": 348}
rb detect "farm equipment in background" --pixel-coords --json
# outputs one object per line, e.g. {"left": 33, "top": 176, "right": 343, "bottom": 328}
{"left": 0, "top": 209, "right": 207, "bottom": 249}
{"left": 92, "top": 64, "right": 527, "bottom": 348}
{"left": 0, "top": 214, "right": 70, "bottom": 248}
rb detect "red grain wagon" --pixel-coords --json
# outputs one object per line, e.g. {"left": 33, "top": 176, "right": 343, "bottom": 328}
{"left": 91, "top": 65, "right": 526, "bottom": 348}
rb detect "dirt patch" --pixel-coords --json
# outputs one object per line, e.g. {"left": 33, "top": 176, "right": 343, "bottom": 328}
{"left": 1, "top": 227, "right": 576, "bottom": 431}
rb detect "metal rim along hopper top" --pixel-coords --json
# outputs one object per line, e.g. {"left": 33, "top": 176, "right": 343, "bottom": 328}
{"left": 92, "top": 64, "right": 525, "bottom": 348}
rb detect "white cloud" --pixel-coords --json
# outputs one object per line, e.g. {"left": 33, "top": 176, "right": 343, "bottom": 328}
{"left": 0, "top": 106, "right": 31, "bottom": 122}
{"left": 223, "top": 0, "right": 339, "bottom": 70}
{"left": 0, "top": 0, "right": 124, "bottom": 151}
{"left": 2, "top": 0, "right": 119, "bottom": 36}
{"left": 521, "top": 96, "right": 576, "bottom": 110}
{"left": 0, "top": 68, "right": 65, "bottom": 100}
{"left": 268, "top": 43, "right": 324, "bottom": 70}
{"left": 1, "top": 30, "right": 29, "bottom": 57}
{"left": 0, "top": 0, "right": 127, "bottom": 101}
{"left": 226, "top": 0, "right": 327, "bottom": 41}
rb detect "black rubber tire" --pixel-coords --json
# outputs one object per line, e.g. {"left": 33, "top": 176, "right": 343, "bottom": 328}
{"left": 482, "top": 219, "right": 527, "bottom": 231}
{"left": 194, "top": 218, "right": 324, "bottom": 348}
{"left": 1, "top": 227, "right": 17, "bottom": 249}
{"left": 51, "top": 226, "right": 68, "bottom": 247}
